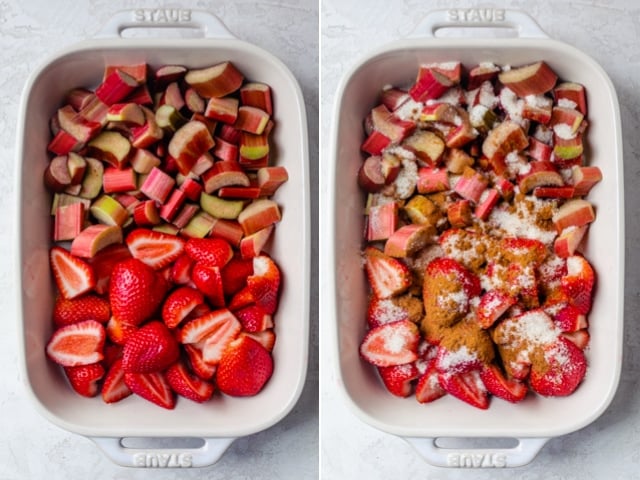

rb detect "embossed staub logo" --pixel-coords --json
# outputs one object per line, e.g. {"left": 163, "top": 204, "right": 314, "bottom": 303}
{"left": 133, "top": 452, "right": 193, "bottom": 468}
{"left": 133, "top": 8, "right": 192, "bottom": 23}
{"left": 447, "top": 452, "right": 507, "bottom": 468}
{"left": 447, "top": 8, "right": 506, "bottom": 22}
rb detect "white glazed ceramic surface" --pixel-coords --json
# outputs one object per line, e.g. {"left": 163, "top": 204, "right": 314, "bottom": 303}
{"left": 16, "top": 11, "right": 309, "bottom": 467}
{"left": 329, "top": 9, "right": 623, "bottom": 467}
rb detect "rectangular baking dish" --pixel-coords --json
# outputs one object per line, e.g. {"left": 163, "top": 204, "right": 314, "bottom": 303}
{"left": 15, "top": 10, "right": 309, "bottom": 468}
{"left": 328, "top": 9, "right": 624, "bottom": 468}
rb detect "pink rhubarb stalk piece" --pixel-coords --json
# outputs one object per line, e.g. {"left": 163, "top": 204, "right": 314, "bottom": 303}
{"left": 213, "top": 137, "right": 239, "bottom": 162}
{"left": 447, "top": 200, "right": 472, "bottom": 228}
{"left": 159, "top": 189, "right": 187, "bottom": 223}
{"left": 168, "top": 120, "right": 216, "bottom": 175}
{"left": 237, "top": 199, "right": 282, "bottom": 236}
{"left": 474, "top": 188, "right": 500, "bottom": 220}
{"left": 554, "top": 225, "right": 588, "bottom": 258}
{"left": 95, "top": 69, "right": 140, "bottom": 106}
{"left": 552, "top": 199, "right": 596, "bottom": 232}
{"left": 257, "top": 166, "right": 289, "bottom": 196}
{"left": 184, "top": 61, "right": 244, "bottom": 98}
{"left": 140, "top": 166, "right": 176, "bottom": 203}
{"left": 133, "top": 200, "right": 161, "bottom": 227}
{"left": 553, "top": 82, "right": 588, "bottom": 114}
{"left": 240, "top": 82, "right": 273, "bottom": 115}
{"left": 70, "top": 224, "right": 123, "bottom": 258}
{"left": 179, "top": 177, "right": 203, "bottom": 201}
{"left": 172, "top": 204, "right": 199, "bottom": 229}
{"left": 210, "top": 219, "right": 244, "bottom": 247}
{"left": 383, "top": 224, "right": 433, "bottom": 258}
{"left": 54, "top": 202, "right": 85, "bottom": 241}
{"left": 234, "top": 106, "right": 270, "bottom": 135}
{"left": 240, "top": 225, "right": 275, "bottom": 259}
{"left": 454, "top": 168, "right": 489, "bottom": 204}
{"left": 409, "top": 66, "right": 454, "bottom": 102}
{"left": 571, "top": 166, "right": 602, "bottom": 196}
{"left": 417, "top": 167, "right": 449, "bottom": 194}
{"left": 498, "top": 61, "right": 558, "bottom": 96}
{"left": 202, "top": 161, "right": 250, "bottom": 193}
{"left": 103, "top": 167, "right": 137, "bottom": 194}
{"left": 366, "top": 202, "right": 398, "bottom": 242}
{"left": 205, "top": 97, "right": 239, "bottom": 124}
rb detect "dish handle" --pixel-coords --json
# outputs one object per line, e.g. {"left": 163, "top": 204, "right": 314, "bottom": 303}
{"left": 90, "top": 436, "right": 235, "bottom": 468}
{"left": 404, "top": 436, "right": 549, "bottom": 468}
{"left": 94, "top": 9, "right": 235, "bottom": 39}
{"left": 410, "top": 8, "right": 548, "bottom": 39}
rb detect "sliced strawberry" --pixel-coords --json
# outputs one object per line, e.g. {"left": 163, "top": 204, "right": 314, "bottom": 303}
{"left": 190, "top": 263, "right": 224, "bottom": 307}
{"left": 366, "top": 294, "right": 422, "bottom": 329}
{"left": 415, "top": 358, "right": 447, "bottom": 403}
{"left": 109, "top": 258, "right": 166, "bottom": 326}
{"left": 553, "top": 304, "right": 588, "bottom": 332}
{"left": 530, "top": 336, "right": 587, "bottom": 396}
{"left": 124, "top": 371, "right": 176, "bottom": 409}
{"left": 184, "top": 237, "right": 233, "bottom": 268}
{"left": 561, "top": 329, "right": 590, "bottom": 350}
{"left": 166, "top": 360, "right": 214, "bottom": 403}
{"left": 561, "top": 255, "right": 596, "bottom": 314}
{"left": 200, "top": 314, "right": 242, "bottom": 365}
{"left": 434, "top": 345, "right": 483, "bottom": 374}
{"left": 247, "top": 255, "right": 281, "bottom": 314}
{"left": 46, "top": 319, "right": 106, "bottom": 367}
{"left": 475, "top": 290, "right": 516, "bottom": 329}
{"left": 235, "top": 304, "right": 273, "bottom": 332}
{"left": 363, "top": 246, "right": 411, "bottom": 299}
{"left": 216, "top": 336, "right": 274, "bottom": 397}
{"left": 359, "top": 320, "right": 420, "bottom": 367}
{"left": 170, "top": 253, "right": 195, "bottom": 285}
{"left": 179, "top": 308, "right": 240, "bottom": 344}
{"left": 438, "top": 369, "right": 489, "bottom": 410}
{"left": 63, "top": 362, "right": 105, "bottom": 397}
{"left": 184, "top": 343, "right": 217, "bottom": 380}
{"left": 240, "top": 329, "right": 276, "bottom": 352}
{"left": 53, "top": 294, "right": 111, "bottom": 328}
{"left": 101, "top": 358, "right": 132, "bottom": 403}
{"left": 102, "top": 342, "right": 123, "bottom": 369}
{"left": 125, "top": 228, "right": 185, "bottom": 270}
{"left": 480, "top": 364, "right": 527, "bottom": 403}
{"left": 221, "top": 255, "right": 254, "bottom": 297}
{"left": 161, "top": 286, "right": 205, "bottom": 329}
{"left": 88, "top": 243, "right": 132, "bottom": 295}
{"left": 121, "top": 321, "right": 180, "bottom": 373}
{"left": 377, "top": 362, "right": 419, "bottom": 397}
{"left": 50, "top": 246, "right": 96, "bottom": 299}
{"left": 227, "top": 286, "right": 254, "bottom": 311}
{"left": 106, "top": 315, "right": 138, "bottom": 345}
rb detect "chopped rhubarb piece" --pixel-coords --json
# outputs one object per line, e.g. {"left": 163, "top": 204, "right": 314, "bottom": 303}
{"left": 494, "top": 176, "right": 514, "bottom": 201}
{"left": 527, "top": 136, "right": 553, "bottom": 162}
{"left": 218, "top": 186, "right": 262, "bottom": 199}
{"left": 87, "top": 131, "right": 131, "bottom": 169}
{"left": 534, "top": 186, "right": 575, "bottom": 198}
{"left": 168, "top": 120, "right": 216, "bottom": 175}
{"left": 200, "top": 192, "right": 244, "bottom": 220}
{"left": 361, "top": 130, "right": 391, "bottom": 156}
{"left": 159, "top": 189, "right": 187, "bottom": 222}
{"left": 553, "top": 198, "right": 596, "bottom": 232}
{"left": 409, "top": 66, "right": 454, "bottom": 102}
{"left": 103, "top": 167, "right": 137, "bottom": 193}
{"left": 454, "top": 167, "right": 489, "bottom": 203}
{"left": 191, "top": 152, "right": 215, "bottom": 176}
{"left": 65, "top": 88, "right": 95, "bottom": 111}
{"left": 66, "top": 152, "right": 87, "bottom": 185}
{"left": 257, "top": 166, "right": 289, "bottom": 196}
{"left": 239, "top": 132, "right": 270, "bottom": 161}
{"left": 498, "top": 61, "right": 558, "bottom": 96}
{"left": 78, "top": 96, "right": 109, "bottom": 126}
{"left": 181, "top": 211, "right": 216, "bottom": 238}
{"left": 51, "top": 193, "right": 91, "bottom": 216}
{"left": 125, "top": 84, "right": 154, "bottom": 105}
{"left": 380, "top": 87, "right": 410, "bottom": 111}
{"left": 95, "top": 69, "right": 139, "bottom": 106}
{"left": 237, "top": 199, "right": 282, "bottom": 236}
{"left": 90, "top": 195, "right": 129, "bottom": 227}
{"left": 234, "top": 106, "right": 270, "bottom": 135}
{"left": 240, "top": 82, "right": 273, "bottom": 115}
{"left": 202, "top": 161, "right": 250, "bottom": 193}
{"left": 172, "top": 203, "right": 199, "bottom": 229}
{"left": 131, "top": 107, "right": 164, "bottom": 149}
{"left": 159, "top": 82, "right": 185, "bottom": 111}
{"left": 104, "top": 63, "right": 147, "bottom": 84}
{"left": 179, "top": 177, "right": 204, "bottom": 201}
{"left": 240, "top": 225, "right": 274, "bottom": 258}
{"left": 185, "top": 61, "right": 244, "bottom": 98}
{"left": 56, "top": 105, "right": 102, "bottom": 143}
{"left": 554, "top": 225, "right": 588, "bottom": 257}
{"left": 106, "top": 102, "right": 145, "bottom": 125}
{"left": 44, "top": 155, "right": 73, "bottom": 192}
{"left": 366, "top": 202, "right": 398, "bottom": 242}
{"left": 154, "top": 65, "right": 187, "bottom": 87}
{"left": 370, "top": 104, "right": 416, "bottom": 143}
{"left": 70, "top": 224, "right": 123, "bottom": 258}
{"left": 129, "top": 148, "right": 161, "bottom": 174}
{"left": 571, "top": 166, "right": 602, "bottom": 196}
{"left": 78, "top": 158, "right": 105, "bottom": 200}
{"left": 184, "top": 87, "right": 205, "bottom": 114}
{"left": 417, "top": 167, "right": 449, "bottom": 194}
{"left": 445, "top": 120, "right": 478, "bottom": 149}
{"left": 218, "top": 124, "right": 242, "bottom": 144}
{"left": 239, "top": 154, "right": 270, "bottom": 170}
{"left": 403, "top": 130, "right": 445, "bottom": 165}
{"left": 155, "top": 104, "right": 188, "bottom": 132}
{"left": 48, "top": 130, "right": 83, "bottom": 156}
{"left": 213, "top": 136, "right": 239, "bottom": 162}
{"left": 210, "top": 218, "right": 244, "bottom": 247}
{"left": 481, "top": 121, "right": 529, "bottom": 173}
{"left": 54, "top": 202, "right": 85, "bottom": 241}
{"left": 467, "top": 62, "right": 501, "bottom": 90}
{"left": 133, "top": 200, "right": 161, "bottom": 227}
{"left": 550, "top": 107, "right": 584, "bottom": 134}
{"left": 517, "top": 161, "right": 564, "bottom": 194}
{"left": 205, "top": 97, "right": 239, "bottom": 124}
{"left": 384, "top": 224, "right": 433, "bottom": 258}
{"left": 140, "top": 166, "right": 176, "bottom": 203}
{"left": 447, "top": 200, "right": 472, "bottom": 228}
{"left": 553, "top": 82, "right": 587, "bottom": 114}
{"left": 474, "top": 188, "right": 500, "bottom": 220}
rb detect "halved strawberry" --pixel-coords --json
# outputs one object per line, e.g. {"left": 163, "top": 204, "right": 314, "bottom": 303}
{"left": 438, "top": 369, "right": 489, "bottom": 410}
{"left": 475, "top": 290, "right": 516, "bottom": 329}
{"left": 480, "top": 364, "right": 527, "bottom": 403}
{"left": 561, "top": 255, "right": 596, "bottom": 314}
{"left": 106, "top": 315, "right": 138, "bottom": 345}
{"left": 191, "top": 263, "right": 226, "bottom": 307}
{"left": 124, "top": 371, "right": 176, "bottom": 409}
{"left": 235, "top": 305, "right": 273, "bottom": 332}
{"left": 240, "top": 329, "right": 276, "bottom": 352}
{"left": 221, "top": 255, "right": 254, "bottom": 297}
{"left": 53, "top": 294, "right": 111, "bottom": 328}
{"left": 101, "top": 358, "right": 132, "bottom": 403}
{"left": 170, "top": 253, "right": 195, "bottom": 285}
{"left": 46, "top": 319, "right": 106, "bottom": 367}
{"left": 64, "top": 362, "right": 105, "bottom": 397}
{"left": 126, "top": 228, "right": 185, "bottom": 270}
{"left": 216, "top": 335, "right": 274, "bottom": 397}
{"left": 166, "top": 360, "right": 214, "bottom": 403}
{"left": 529, "top": 336, "right": 587, "bottom": 396}
{"left": 50, "top": 246, "right": 96, "bottom": 299}
{"left": 426, "top": 257, "right": 481, "bottom": 298}
{"left": 184, "top": 343, "right": 217, "bottom": 380}
{"left": 121, "top": 321, "right": 180, "bottom": 373}
{"left": 359, "top": 320, "right": 420, "bottom": 367}
{"left": 227, "top": 286, "right": 254, "bottom": 311}
{"left": 553, "top": 304, "right": 588, "bottom": 332}
{"left": 415, "top": 358, "right": 446, "bottom": 403}
{"left": 200, "top": 314, "right": 242, "bottom": 365}
{"left": 179, "top": 308, "right": 240, "bottom": 344}
{"left": 88, "top": 243, "right": 132, "bottom": 295}
{"left": 363, "top": 246, "right": 411, "bottom": 299}
{"left": 377, "top": 363, "right": 419, "bottom": 397}
{"left": 184, "top": 237, "right": 233, "bottom": 268}
{"left": 247, "top": 255, "right": 281, "bottom": 314}
{"left": 161, "top": 286, "right": 205, "bottom": 329}
{"left": 561, "top": 329, "right": 590, "bottom": 350}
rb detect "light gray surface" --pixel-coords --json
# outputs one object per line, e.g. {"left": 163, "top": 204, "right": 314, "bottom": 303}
{"left": 1, "top": 1, "right": 318, "bottom": 479}
{"left": 320, "top": 1, "right": 639, "bottom": 479}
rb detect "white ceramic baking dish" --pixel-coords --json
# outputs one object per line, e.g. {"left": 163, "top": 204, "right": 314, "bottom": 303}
{"left": 15, "top": 10, "right": 309, "bottom": 468}
{"left": 328, "top": 9, "right": 624, "bottom": 468}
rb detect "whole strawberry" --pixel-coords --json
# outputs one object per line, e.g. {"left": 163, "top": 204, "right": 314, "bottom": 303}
{"left": 122, "top": 321, "right": 180, "bottom": 373}
{"left": 216, "top": 336, "right": 273, "bottom": 396}
{"left": 109, "top": 258, "right": 166, "bottom": 326}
